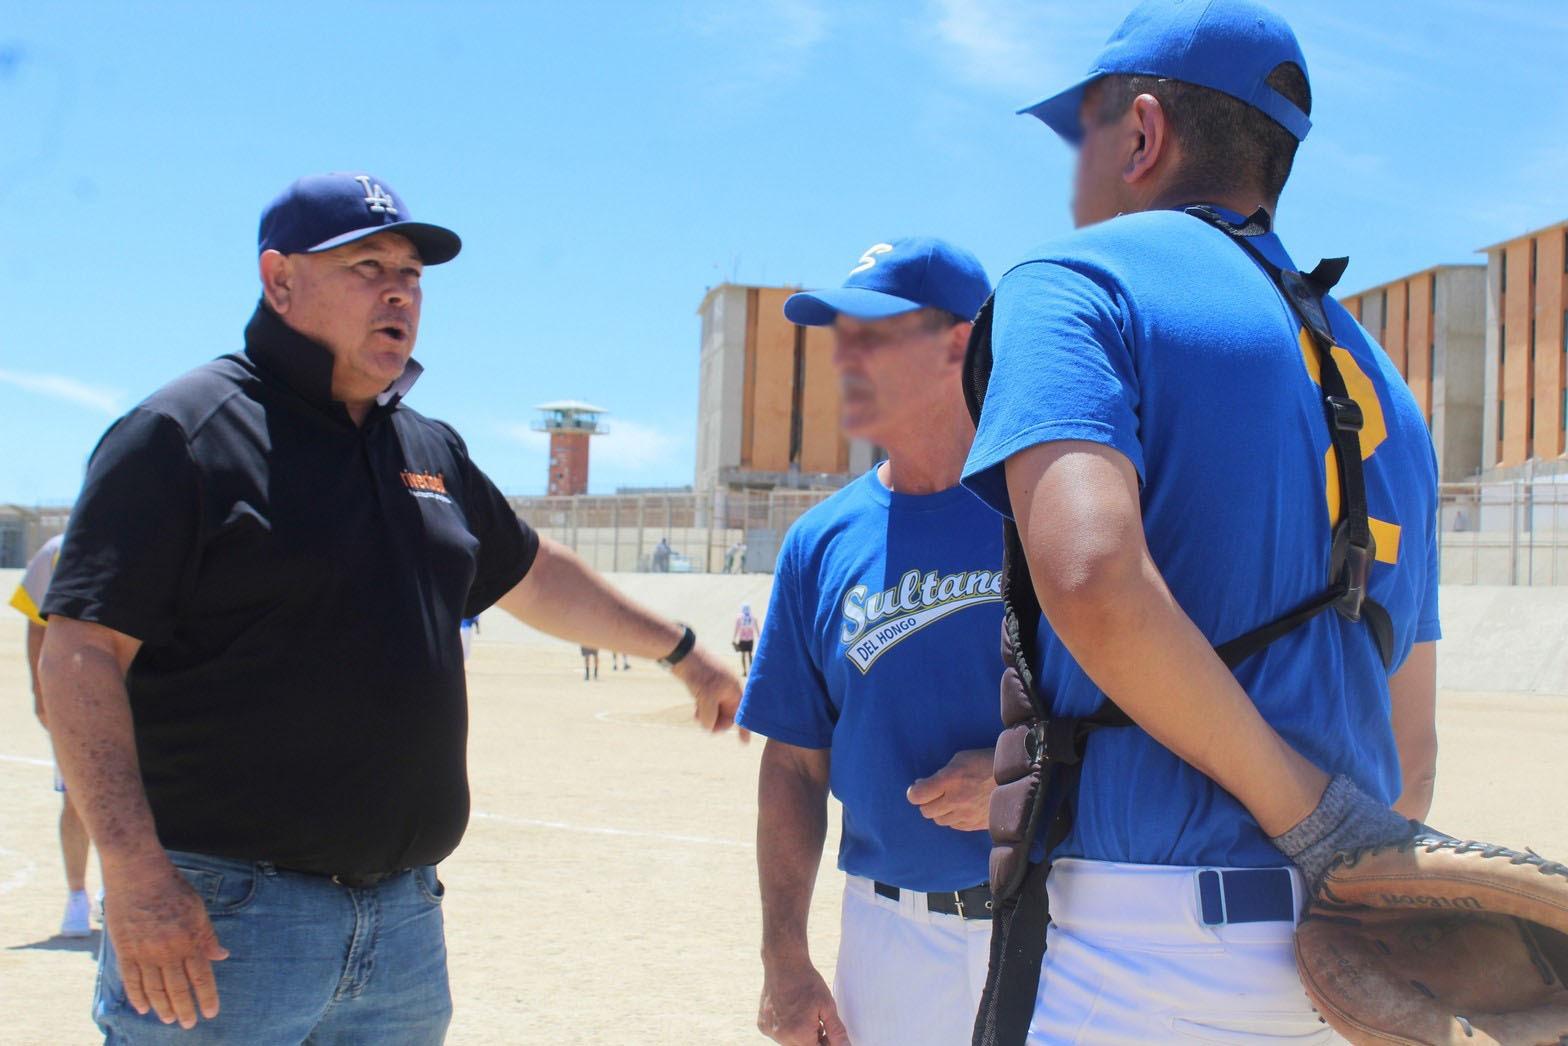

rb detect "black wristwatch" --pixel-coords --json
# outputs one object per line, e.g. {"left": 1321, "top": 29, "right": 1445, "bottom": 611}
{"left": 658, "top": 624, "right": 697, "bottom": 669}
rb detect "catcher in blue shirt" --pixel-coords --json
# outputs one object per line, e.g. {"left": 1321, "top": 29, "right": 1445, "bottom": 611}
{"left": 961, "top": 1, "right": 1440, "bottom": 1040}
{"left": 738, "top": 239, "right": 1002, "bottom": 1046}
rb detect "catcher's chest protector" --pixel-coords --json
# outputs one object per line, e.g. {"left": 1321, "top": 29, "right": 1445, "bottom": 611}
{"left": 967, "top": 206, "right": 1397, "bottom": 1046}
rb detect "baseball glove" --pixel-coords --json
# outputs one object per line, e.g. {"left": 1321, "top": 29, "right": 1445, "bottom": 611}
{"left": 1294, "top": 833, "right": 1568, "bottom": 1045}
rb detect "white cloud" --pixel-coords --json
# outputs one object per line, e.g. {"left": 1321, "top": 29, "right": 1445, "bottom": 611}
{"left": 767, "top": 0, "right": 829, "bottom": 51}
{"left": 496, "top": 417, "right": 690, "bottom": 483}
{"left": 685, "top": 0, "right": 831, "bottom": 99}
{"left": 925, "top": 0, "right": 1109, "bottom": 98}
{"left": 1416, "top": 0, "right": 1568, "bottom": 37}
{"left": 592, "top": 418, "right": 688, "bottom": 472}
{"left": 1462, "top": 137, "right": 1568, "bottom": 247}
{"left": 690, "top": 0, "right": 827, "bottom": 51}
{"left": 0, "top": 367, "right": 122, "bottom": 416}
{"left": 1308, "top": 138, "right": 1390, "bottom": 183}
{"left": 497, "top": 422, "right": 549, "bottom": 451}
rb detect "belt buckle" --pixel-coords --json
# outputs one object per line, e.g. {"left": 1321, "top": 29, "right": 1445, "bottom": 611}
{"left": 1195, "top": 868, "right": 1227, "bottom": 927}
{"left": 952, "top": 891, "right": 966, "bottom": 919}
{"left": 332, "top": 872, "right": 381, "bottom": 889}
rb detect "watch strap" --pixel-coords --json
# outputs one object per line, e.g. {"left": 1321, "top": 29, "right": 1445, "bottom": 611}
{"left": 658, "top": 625, "right": 697, "bottom": 669}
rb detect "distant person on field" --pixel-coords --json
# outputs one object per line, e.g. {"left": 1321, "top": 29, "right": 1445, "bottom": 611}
{"left": 726, "top": 539, "right": 748, "bottom": 574}
{"left": 581, "top": 645, "right": 600, "bottom": 681}
{"left": 39, "top": 171, "right": 744, "bottom": 1042}
{"left": 9, "top": 533, "right": 95, "bottom": 939}
{"left": 653, "top": 537, "right": 672, "bottom": 572}
{"left": 733, "top": 603, "right": 759, "bottom": 673}
{"left": 611, "top": 652, "right": 630, "bottom": 671}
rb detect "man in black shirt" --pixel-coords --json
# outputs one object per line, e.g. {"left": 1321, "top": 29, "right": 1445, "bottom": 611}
{"left": 39, "top": 172, "right": 743, "bottom": 1042}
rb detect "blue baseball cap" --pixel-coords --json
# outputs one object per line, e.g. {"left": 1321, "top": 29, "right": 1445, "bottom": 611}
{"left": 783, "top": 237, "right": 991, "bottom": 327}
{"left": 258, "top": 172, "right": 462, "bottom": 265}
{"left": 1021, "top": 0, "right": 1311, "bottom": 145}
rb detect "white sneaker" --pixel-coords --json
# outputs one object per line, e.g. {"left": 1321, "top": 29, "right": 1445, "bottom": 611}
{"left": 61, "top": 891, "right": 92, "bottom": 938}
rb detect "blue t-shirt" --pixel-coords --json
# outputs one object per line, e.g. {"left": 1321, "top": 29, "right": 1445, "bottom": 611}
{"left": 736, "top": 467, "right": 1006, "bottom": 891}
{"left": 962, "top": 208, "right": 1441, "bottom": 870}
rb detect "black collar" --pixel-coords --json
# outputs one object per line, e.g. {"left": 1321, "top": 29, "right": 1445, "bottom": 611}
{"left": 243, "top": 302, "right": 423, "bottom": 422}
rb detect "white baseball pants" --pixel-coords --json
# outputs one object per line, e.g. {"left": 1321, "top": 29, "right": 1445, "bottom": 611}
{"left": 834, "top": 875, "right": 993, "bottom": 1046}
{"left": 1026, "top": 859, "right": 1347, "bottom": 1044}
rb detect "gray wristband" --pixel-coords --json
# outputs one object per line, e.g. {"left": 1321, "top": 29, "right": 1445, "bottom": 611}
{"left": 1269, "top": 774, "right": 1414, "bottom": 888}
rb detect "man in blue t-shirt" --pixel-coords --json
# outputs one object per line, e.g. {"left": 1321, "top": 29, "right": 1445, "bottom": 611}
{"left": 961, "top": 1, "right": 1440, "bottom": 1040}
{"left": 739, "top": 238, "right": 1001, "bottom": 1046}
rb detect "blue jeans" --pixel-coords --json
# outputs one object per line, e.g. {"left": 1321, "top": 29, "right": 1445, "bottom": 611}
{"left": 94, "top": 850, "right": 452, "bottom": 1044}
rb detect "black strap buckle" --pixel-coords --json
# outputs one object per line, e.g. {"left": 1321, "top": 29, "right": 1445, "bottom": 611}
{"left": 1326, "top": 395, "right": 1363, "bottom": 434}
{"left": 1330, "top": 524, "right": 1375, "bottom": 622}
{"left": 1023, "top": 718, "right": 1086, "bottom": 768}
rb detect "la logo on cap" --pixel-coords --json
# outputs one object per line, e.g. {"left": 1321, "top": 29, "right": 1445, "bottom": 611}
{"left": 354, "top": 175, "right": 398, "bottom": 217}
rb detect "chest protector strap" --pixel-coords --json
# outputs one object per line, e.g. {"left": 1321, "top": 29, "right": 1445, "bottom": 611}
{"left": 969, "top": 206, "right": 1394, "bottom": 1046}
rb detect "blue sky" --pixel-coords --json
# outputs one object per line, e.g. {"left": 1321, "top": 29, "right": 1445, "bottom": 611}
{"left": 2, "top": 1, "right": 1564, "bottom": 503}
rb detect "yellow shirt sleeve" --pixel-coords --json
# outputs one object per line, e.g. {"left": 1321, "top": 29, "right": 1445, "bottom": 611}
{"left": 8, "top": 583, "right": 45, "bottom": 627}
{"left": 10, "top": 535, "right": 61, "bottom": 627}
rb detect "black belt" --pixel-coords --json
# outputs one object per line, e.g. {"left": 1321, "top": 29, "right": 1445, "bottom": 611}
{"left": 327, "top": 871, "right": 401, "bottom": 890}
{"left": 277, "top": 868, "right": 406, "bottom": 889}
{"left": 874, "top": 881, "right": 993, "bottom": 920}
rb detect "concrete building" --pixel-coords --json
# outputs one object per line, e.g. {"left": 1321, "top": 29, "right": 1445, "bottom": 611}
{"left": 1480, "top": 220, "right": 1568, "bottom": 470}
{"left": 1341, "top": 264, "right": 1487, "bottom": 482}
{"left": 533, "top": 400, "right": 608, "bottom": 496}
{"left": 0, "top": 505, "right": 69, "bottom": 567}
{"left": 694, "top": 283, "right": 873, "bottom": 495}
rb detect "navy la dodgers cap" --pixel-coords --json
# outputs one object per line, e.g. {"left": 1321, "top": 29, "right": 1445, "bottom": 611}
{"left": 1021, "top": 0, "right": 1312, "bottom": 146}
{"left": 258, "top": 172, "right": 462, "bottom": 265}
{"left": 783, "top": 238, "right": 991, "bottom": 327}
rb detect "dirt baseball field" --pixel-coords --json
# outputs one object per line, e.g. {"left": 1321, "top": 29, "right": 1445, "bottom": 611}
{"left": 2, "top": 573, "right": 1565, "bottom": 1044}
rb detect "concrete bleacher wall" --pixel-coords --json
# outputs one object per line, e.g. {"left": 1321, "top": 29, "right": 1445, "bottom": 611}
{"left": 1431, "top": 586, "right": 1568, "bottom": 694}
{"left": 487, "top": 577, "right": 1568, "bottom": 696}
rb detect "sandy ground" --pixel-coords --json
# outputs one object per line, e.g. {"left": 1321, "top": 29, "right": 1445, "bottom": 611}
{"left": 1, "top": 576, "right": 1565, "bottom": 1044}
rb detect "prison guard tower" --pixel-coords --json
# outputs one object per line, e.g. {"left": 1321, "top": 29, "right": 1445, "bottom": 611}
{"left": 533, "top": 401, "right": 609, "bottom": 496}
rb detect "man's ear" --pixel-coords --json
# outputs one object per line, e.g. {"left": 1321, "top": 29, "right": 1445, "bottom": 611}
{"left": 1125, "top": 93, "right": 1173, "bottom": 188}
{"left": 946, "top": 321, "right": 973, "bottom": 367}
{"left": 259, "top": 250, "right": 292, "bottom": 313}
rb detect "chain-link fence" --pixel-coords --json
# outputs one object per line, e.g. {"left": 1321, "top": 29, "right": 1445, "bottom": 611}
{"left": 1438, "top": 480, "right": 1568, "bottom": 585}
{"left": 14, "top": 481, "right": 1568, "bottom": 584}
{"left": 0, "top": 506, "right": 70, "bottom": 567}
{"left": 505, "top": 488, "right": 836, "bottom": 574}
{"left": 509, "top": 481, "right": 1568, "bottom": 586}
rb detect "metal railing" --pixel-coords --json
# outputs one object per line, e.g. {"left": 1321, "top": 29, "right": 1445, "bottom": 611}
{"left": 13, "top": 481, "right": 1566, "bottom": 585}
{"left": 507, "top": 481, "right": 1568, "bottom": 586}
{"left": 0, "top": 506, "right": 70, "bottom": 568}
{"left": 504, "top": 488, "right": 836, "bottom": 574}
{"left": 1437, "top": 480, "right": 1568, "bottom": 585}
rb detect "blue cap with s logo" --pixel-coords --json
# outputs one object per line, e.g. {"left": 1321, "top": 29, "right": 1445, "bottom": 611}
{"left": 258, "top": 172, "right": 462, "bottom": 265}
{"left": 1021, "top": 0, "right": 1312, "bottom": 145}
{"left": 783, "top": 237, "right": 991, "bottom": 327}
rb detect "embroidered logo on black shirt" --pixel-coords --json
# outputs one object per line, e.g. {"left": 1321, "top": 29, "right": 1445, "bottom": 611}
{"left": 401, "top": 469, "right": 452, "bottom": 505}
